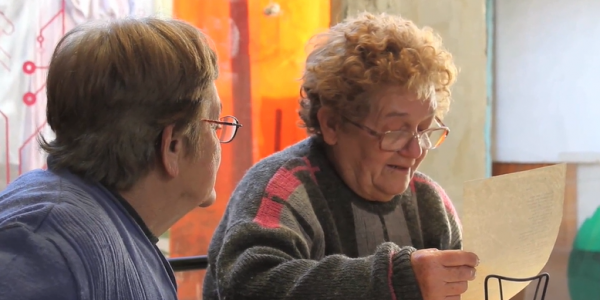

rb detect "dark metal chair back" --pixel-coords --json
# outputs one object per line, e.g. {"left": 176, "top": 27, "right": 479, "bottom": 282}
{"left": 168, "top": 255, "right": 208, "bottom": 272}
{"left": 484, "top": 273, "right": 549, "bottom": 300}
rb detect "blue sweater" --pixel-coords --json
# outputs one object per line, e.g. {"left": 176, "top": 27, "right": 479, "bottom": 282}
{"left": 0, "top": 169, "right": 177, "bottom": 300}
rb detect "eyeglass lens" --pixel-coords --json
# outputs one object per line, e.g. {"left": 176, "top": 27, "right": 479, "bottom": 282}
{"left": 381, "top": 128, "right": 446, "bottom": 151}
{"left": 216, "top": 116, "right": 238, "bottom": 143}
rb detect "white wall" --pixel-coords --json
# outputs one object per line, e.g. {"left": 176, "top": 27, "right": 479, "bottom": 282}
{"left": 494, "top": 0, "right": 600, "bottom": 163}
{"left": 495, "top": 0, "right": 600, "bottom": 235}
{"left": 576, "top": 163, "right": 600, "bottom": 228}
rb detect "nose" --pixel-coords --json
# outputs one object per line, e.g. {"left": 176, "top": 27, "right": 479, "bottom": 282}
{"left": 398, "top": 136, "right": 423, "bottom": 159}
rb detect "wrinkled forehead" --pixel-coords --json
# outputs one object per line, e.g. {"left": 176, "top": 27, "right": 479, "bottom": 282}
{"left": 370, "top": 85, "right": 437, "bottom": 120}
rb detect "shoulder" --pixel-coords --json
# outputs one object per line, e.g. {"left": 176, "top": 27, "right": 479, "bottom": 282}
{"left": 0, "top": 169, "right": 97, "bottom": 205}
{"left": 226, "top": 138, "right": 321, "bottom": 227}
{"left": 0, "top": 172, "right": 124, "bottom": 254}
{"left": 0, "top": 169, "right": 132, "bottom": 266}
{"left": 241, "top": 138, "right": 315, "bottom": 183}
{"left": 0, "top": 171, "right": 163, "bottom": 298}
{"left": 410, "top": 172, "right": 459, "bottom": 223}
{"left": 0, "top": 169, "right": 100, "bottom": 230}
{"left": 233, "top": 138, "right": 317, "bottom": 202}
{"left": 0, "top": 174, "right": 146, "bottom": 298}
{"left": 0, "top": 223, "right": 80, "bottom": 299}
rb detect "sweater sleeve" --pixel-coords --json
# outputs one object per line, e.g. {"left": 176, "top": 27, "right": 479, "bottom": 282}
{"left": 209, "top": 222, "right": 420, "bottom": 300}
{"left": 204, "top": 161, "right": 423, "bottom": 300}
{"left": 0, "top": 224, "right": 79, "bottom": 300}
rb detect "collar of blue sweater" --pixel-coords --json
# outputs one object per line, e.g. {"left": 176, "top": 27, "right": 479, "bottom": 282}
{"left": 46, "top": 155, "right": 159, "bottom": 244}
{"left": 108, "top": 190, "right": 159, "bottom": 244}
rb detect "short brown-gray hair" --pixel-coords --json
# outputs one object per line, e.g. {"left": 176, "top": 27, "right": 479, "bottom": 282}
{"left": 40, "top": 17, "right": 218, "bottom": 191}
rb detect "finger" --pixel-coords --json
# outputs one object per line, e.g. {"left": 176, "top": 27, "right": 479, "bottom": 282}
{"left": 444, "top": 296, "right": 460, "bottom": 300}
{"left": 440, "top": 250, "right": 479, "bottom": 267}
{"left": 444, "top": 266, "right": 476, "bottom": 282}
{"left": 444, "top": 281, "right": 468, "bottom": 296}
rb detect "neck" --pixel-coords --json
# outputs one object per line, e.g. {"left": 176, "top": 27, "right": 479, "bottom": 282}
{"left": 119, "top": 172, "right": 188, "bottom": 236}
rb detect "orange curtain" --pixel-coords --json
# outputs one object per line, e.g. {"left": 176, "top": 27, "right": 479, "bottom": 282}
{"left": 248, "top": 0, "right": 331, "bottom": 161}
{"left": 170, "top": 1, "right": 330, "bottom": 299}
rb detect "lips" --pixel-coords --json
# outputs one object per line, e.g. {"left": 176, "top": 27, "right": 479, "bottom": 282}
{"left": 386, "top": 164, "right": 410, "bottom": 172}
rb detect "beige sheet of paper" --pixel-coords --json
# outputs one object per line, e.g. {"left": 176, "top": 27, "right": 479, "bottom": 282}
{"left": 461, "top": 164, "right": 566, "bottom": 300}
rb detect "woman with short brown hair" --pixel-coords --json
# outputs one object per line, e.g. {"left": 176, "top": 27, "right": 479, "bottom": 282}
{"left": 0, "top": 17, "right": 240, "bottom": 300}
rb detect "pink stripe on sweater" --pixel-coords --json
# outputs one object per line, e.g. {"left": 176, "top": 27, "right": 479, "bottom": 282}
{"left": 254, "top": 197, "right": 284, "bottom": 228}
{"left": 265, "top": 168, "right": 302, "bottom": 200}
{"left": 253, "top": 158, "right": 320, "bottom": 229}
{"left": 253, "top": 166, "right": 303, "bottom": 228}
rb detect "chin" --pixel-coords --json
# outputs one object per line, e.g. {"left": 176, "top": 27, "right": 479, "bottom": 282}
{"left": 385, "top": 183, "right": 410, "bottom": 198}
{"left": 198, "top": 199, "right": 215, "bottom": 208}
{"left": 198, "top": 189, "right": 217, "bottom": 208}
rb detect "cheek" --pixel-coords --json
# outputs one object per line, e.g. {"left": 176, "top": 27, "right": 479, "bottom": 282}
{"left": 213, "top": 140, "right": 221, "bottom": 169}
{"left": 349, "top": 139, "right": 392, "bottom": 172}
{"left": 338, "top": 135, "right": 371, "bottom": 158}
{"left": 204, "top": 131, "right": 220, "bottom": 169}
{"left": 370, "top": 152, "right": 396, "bottom": 172}
{"left": 200, "top": 129, "right": 221, "bottom": 174}
{"left": 412, "top": 150, "right": 428, "bottom": 170}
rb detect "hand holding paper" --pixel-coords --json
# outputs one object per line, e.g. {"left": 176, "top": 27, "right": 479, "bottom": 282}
{"left": 461, "top": 164, "right": 566, "bottom": 300}
{"left": 411, "top": 249, "right": 479, "bottom": 299}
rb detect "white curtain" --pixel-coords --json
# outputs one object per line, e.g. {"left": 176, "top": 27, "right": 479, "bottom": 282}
{"left": 0, "top": 0, "right": 157, "bottom": 188}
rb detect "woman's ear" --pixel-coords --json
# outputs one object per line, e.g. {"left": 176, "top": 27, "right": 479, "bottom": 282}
{"left": 159, "top": 124, "right": 183, "bottom": 178}
{"left": 317, "top": 106, "right": 340, "bottom": 146}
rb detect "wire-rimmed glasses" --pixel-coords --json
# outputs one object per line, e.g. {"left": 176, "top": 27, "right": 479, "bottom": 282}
{"left": 342, "top": 116, "right": 450, "bottom": 151}
{"left": 202, "top": 115, "right": 242, "bottom": 143}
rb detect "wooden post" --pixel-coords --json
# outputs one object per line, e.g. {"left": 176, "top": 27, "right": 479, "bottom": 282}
{"left": 230, "top": 0, "right": 254, "bottom": 185}
{"left": 330, "top": 0, "right": 346, "bottom": 26}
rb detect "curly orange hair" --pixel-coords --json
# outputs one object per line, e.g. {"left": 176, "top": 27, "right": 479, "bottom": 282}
{"left": 299, "top": 12, "right": 457, "bottom": 135}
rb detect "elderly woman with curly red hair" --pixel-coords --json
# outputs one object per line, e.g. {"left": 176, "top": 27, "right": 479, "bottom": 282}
{"left": 203, "top": 12, "right": 479, "bottom": 300}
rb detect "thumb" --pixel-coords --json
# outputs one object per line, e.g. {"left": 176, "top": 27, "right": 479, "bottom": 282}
{"left": 422, "top": 248, "right": 439, "bottom": 253}
{"left": 411, "top": 248, "right": 439, "bottom": 259}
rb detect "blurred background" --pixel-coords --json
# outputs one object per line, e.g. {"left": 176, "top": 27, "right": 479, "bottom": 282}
{"left": 0, "top": 0, "right": 598, "bottom": 299}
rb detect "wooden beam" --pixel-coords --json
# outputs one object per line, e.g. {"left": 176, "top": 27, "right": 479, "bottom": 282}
{"left": 230, "top": 0, "right": 254, "bottom": 185}
{"left": 330, "top": 0, "right": 346, "bottom": 26}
